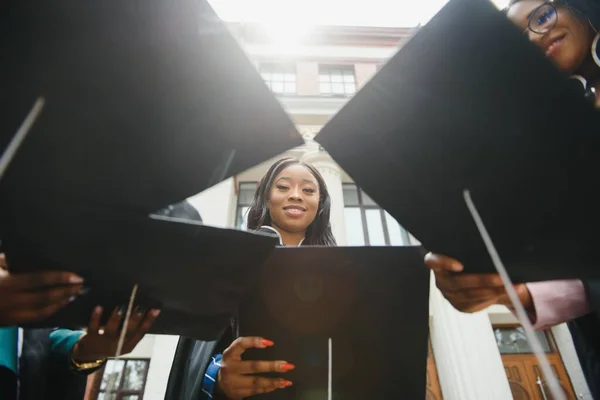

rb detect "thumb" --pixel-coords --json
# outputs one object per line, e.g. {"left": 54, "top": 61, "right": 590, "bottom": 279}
{"left": 424, "top": 252, "right": 464, "bottom": 273}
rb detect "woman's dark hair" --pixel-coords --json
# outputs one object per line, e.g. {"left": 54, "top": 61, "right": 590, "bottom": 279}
{"left": 507, "top": 0, "right": 600, "bottom": 31}
{"left": 246, "top": 157, "right": 337, "bottom": 246}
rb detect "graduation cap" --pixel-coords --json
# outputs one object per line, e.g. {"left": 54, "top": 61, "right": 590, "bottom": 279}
{"left": 4, "top": 200, "right": 279, "bottom": 340}
{"left": 315, "top": 0, "right": 600, "bottom": 282}
{"left": 0, "top": 0, "right": 303, "bottom": 214}
{"left": 0, "top": 0, "right": 306, "bottom": 339}
{"left": 238, "top": 246, "right": 430, "bottom": 399}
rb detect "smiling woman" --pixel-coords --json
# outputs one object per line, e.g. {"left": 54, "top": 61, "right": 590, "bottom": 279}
{"left": 247, "top": 157, "right": 337, "bottom": 247}
{"left": 506, "top": 0, "right": 600, "bottom": 105}
{"left": 165, "top": 157, "right": 337, "bottom": 400}
{"left": 425, "top": 1, "right": 600, "bottom": 398}
{"left": 507, "top": 0, "right": 596, "bottom": 73}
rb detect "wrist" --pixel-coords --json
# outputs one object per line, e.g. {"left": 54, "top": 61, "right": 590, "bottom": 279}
{"left": 505, "top": 284, "right": 537, "bottom": 320}
{"left": 70, "top": 334, "right": 106, "bottom": 369}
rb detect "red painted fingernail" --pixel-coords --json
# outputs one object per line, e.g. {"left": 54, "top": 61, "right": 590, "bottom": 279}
{"left": 279, "top": 380, "right": 293, "bottom": 388}
{"left": 281, "top": 363, "right": 295, "bottom": 372}
{"left": 262, "top": 339, "right": 274, "bottom": 347}
{"left": 151, "top": 309, "right": 161, "bottom": 317}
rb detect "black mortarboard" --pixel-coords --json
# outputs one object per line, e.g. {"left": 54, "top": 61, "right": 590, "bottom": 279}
{"left": 316, "top": 0, "right": 600, "bottom": 282}
{"left": 239, "top": 246, "right": 430, "bottom": 399}
{"left": 0, "top": 0, "right": 302, "bottom": 214}
{"left": 5, "top": 200, "right": 278, "bottom": 340}
{"left": 0, "top": 0, "right": 304, "bottom": 339}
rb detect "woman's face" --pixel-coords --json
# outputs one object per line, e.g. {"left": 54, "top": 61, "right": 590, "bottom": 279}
{"left": 267, "top": 164, "right": 320, "bottom": 235}
{"left": 507, "top": 0, "right": 594, "bottom": 73}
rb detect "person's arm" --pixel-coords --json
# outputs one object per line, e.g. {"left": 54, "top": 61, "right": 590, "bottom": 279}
{"left": 425, "top": 253, "right": 592, "bottom": 327}
{"left": 49, "top": 329, "right": 105, "bottom": 374}
{"left": 524, "top": 280, "right": 591, "bottom": 330}
{"left": 51, "top": 306, "right": 160, "bottom": 375}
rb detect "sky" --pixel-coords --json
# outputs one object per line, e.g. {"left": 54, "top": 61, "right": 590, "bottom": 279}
{"left": 208, "top": 0, "right": 511, "bottom": 28}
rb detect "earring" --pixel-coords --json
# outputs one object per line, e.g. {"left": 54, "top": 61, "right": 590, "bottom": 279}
{"left": 570, "top": 74, "right": 587, "bottom": 89}
{"left": 592, "top": 31, "right": 600, "bottom": 67}
{"left": 569, "top": 75, "right": 596, "bottom": 103}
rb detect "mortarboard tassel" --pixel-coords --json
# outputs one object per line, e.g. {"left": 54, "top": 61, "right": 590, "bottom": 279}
{"left": 0, "top": 97, "right": 45, "bottom": 181}
{"left": 105, "top": 283, "right": 139, "bottom": 398}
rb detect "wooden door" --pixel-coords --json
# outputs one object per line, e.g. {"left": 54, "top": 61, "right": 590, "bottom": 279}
{"left": 495, "top": 326, "right": 576, "bottom": 400}
{"left": 504, "top": 358, "right": 536, "bottom": 400}
{"left": 503, "top": 355, "right": 575, "bottom": 399}
{"left": 426, "top": 339, "right": 443, "bottom": 400}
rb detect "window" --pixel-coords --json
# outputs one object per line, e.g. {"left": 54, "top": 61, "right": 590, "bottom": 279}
{"left": 98, "top": 358, "right": 150, "bottom": 400}
{"left": 260, "top": 64, "right": 297, "bottom": 95}
{"left": 343, "top": 183, "right": 409, "bottom": 246}
{"left": 494, "top": 326, "right": 553, "bottom": 354}
{"left": 236, "top": 182, "right": 258, "bottom": 229}
{"left": 319, "top": 66, "right": 356, "bottom": 96}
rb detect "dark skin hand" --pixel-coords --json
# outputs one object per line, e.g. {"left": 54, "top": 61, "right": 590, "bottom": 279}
{"left": 217, "top": 337, "right": 295, "bottom": 400}
{"left": 425, "top": 252, "right": 536, "bottom": 319}
{"left": 72, "top": 305, "right": 161, "bottom": 361}
{"left": 0, "top": 254, "right": 85, "bottom": 326}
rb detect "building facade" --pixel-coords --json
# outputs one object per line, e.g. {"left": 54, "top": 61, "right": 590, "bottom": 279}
{"left": 88, "top": 24, "right": 592, "bottom": 400}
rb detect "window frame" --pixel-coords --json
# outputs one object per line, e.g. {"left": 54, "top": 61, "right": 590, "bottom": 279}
{"left": 318, "top": 65, "right": 357, "bottom": 97}
{"left": 235, "top": 181, "right": 258, "bottom": 229}
{"left": 97, "top": 358, "right": 151, "bottom": 400}
{"left": 259, "top": 63, "right": 297, "bottom": 96}
{"left": 492, "top": 323, "right": 558, "bottom": 355}
{"left": 342, "top": 183, "right": 409, "bottom": 246}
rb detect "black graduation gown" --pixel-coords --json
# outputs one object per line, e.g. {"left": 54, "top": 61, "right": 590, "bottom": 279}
{"left": 567, "top": 281, "right": 600, "bottom": 399}
{"left": 165, "top": 322, "right": 235, "bottom": 400}
{"left": 18, "top": 329, "right": 90, "bottom": 400}
{"left": 165, "top": 227, "right": 282, "bottom": 400}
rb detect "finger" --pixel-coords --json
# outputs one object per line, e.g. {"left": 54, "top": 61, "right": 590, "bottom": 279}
{"left": 436, "top": 273, "right": 504, "bottom": 292}
{"left": 450, "top": 296, "right": 503, "bottom": 313}
{"left": 444, "top": 289, "right": 505, "bottom": 312}
{"left": 237, "top": 376, "right": 292, "bottom": 397}
{"left": 10, "top": 271, "right": 84, "bottom": 291}
{"left": 223, "top": 337, "right": 274, "bottom": 360}
{"left": 461, "top": 287, "right": 507, "bottom": 301}
{"left": 104, "top": 307, "right": 124, "bottom": 336}
{"left": 87, "top": 306, "right": 103, "bottom": 333}
{"left": 11, "top": 294, "right": 76, "bottom": 324}
{"left": 17, "top": 284, "right": 82, "bottom": 310}
{"left": 125, "top": 307, "right": 146, "bottom": 334}
{"left": 424, "top": 253, "right": 463, "bottom": 273}
{"left": 127, "top": 309, "right": 160, "bottom": 349}
{"left": 234, "top": 360, "right": 295, "bottom": 375}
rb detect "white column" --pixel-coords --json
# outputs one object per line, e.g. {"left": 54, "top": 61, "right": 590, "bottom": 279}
{"left": 143, "top": 335, "right": 180, "bottom": 400}
{"left": 430, "top": 274, "right": 513, "bottom": 400}
{"left": 551, "top": 324, "right": 592, "bottom": 399}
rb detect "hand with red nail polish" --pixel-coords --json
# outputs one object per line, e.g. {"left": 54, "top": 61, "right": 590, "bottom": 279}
{"left": 0, "top": 253, "right": 86, "bottom": 326}
{"left": 217, "top": 336, "right": 294, "bottom": 399}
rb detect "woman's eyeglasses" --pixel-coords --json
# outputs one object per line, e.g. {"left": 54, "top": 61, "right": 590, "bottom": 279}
{"left": 526, "top": 1, "right": 558, "bottom": 34}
